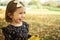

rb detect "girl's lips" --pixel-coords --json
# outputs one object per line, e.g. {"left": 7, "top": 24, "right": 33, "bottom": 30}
{"left": 19, "top": 19, "right": 23, "bottom": 21}
{"left": 18, "top": 17, "right": 25, "bottom": 21}
{"left": 19, "top": 19, "right": 21, "bottom": 21}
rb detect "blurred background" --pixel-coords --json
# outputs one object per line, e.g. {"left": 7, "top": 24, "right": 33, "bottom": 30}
{"left": 0, "top": 0, "right": 60, "bottom": 40}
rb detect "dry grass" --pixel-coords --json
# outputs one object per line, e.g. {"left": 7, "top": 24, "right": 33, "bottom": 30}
{"left": 0, "top": 9, "right": 60, "bottom": 40}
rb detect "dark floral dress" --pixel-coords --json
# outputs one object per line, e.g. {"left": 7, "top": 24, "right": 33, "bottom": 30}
{"left": 2, "top": 21, "right": 31, "bottom": 40}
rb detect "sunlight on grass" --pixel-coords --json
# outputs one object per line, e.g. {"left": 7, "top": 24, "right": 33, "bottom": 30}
{"left": 0, "top": 8, "right": 60, "bottom": 40}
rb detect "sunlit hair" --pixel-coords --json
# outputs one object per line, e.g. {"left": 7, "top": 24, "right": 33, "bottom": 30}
{"left": 5, "top": 0, "right": 24, "bottom": 22}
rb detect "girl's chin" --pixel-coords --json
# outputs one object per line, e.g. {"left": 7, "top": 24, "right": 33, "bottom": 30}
{"left": 16, "top": 19, "right": 24, "bottom": 23}
{"left": 19, "top": 19, "right": 24, "bottom": 21}
{"left": 16, "top": 21, "right": 22, "bottom": 24}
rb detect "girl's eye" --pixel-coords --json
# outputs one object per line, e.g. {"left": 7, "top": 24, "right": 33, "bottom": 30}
{"left": 19, "top": 13, "right": 22, "bottom": 14}
{"left": 19, "top": 12, "right": 25, "bottom": 14}
{"left": 24, "top": 12, "right": 26, "bottom": 14}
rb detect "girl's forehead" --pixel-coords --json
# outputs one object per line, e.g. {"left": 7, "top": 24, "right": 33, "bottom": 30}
{"left": 15, "top": 7, "right": 25, "bottom": 12}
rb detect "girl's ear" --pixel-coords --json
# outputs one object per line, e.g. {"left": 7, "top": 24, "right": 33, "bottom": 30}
{"left": 8, "top": 13, "right": 13, "bottom": 18}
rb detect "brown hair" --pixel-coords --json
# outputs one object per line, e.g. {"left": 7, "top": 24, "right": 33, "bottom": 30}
{"left": 5, "top": 1, "right": 24, "bottom": 22}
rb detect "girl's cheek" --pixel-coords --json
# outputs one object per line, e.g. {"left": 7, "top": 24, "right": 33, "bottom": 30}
{"left": 22, "top": 14, "right": 25, "bottom": 17}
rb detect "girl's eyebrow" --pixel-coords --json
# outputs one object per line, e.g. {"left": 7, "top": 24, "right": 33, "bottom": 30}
{"left": 19, "top": 12, "right": 26, "bottom": 14}
{"left": 24, "top": 12, "right": 26, "bottom": 13}
{"left": 22, "top": 11, "right": 25, "bottom": 13}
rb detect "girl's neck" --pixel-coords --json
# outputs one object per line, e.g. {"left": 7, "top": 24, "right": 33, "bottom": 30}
{"left": 10, "top": 21, "right": 23, "bottom": 27}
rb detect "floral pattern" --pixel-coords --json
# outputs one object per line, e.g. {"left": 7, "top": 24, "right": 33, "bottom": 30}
{"left": 2, "top": 22, "right": 29, "bottom": 40}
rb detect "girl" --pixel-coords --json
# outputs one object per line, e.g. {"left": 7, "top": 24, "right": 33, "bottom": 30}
{"left": 2, "top": 0, "right": 31, "bottom": 40}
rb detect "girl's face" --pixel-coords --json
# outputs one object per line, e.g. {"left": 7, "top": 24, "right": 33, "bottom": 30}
{"left": 11, "top": 7, "right": 25, "bottom": 23}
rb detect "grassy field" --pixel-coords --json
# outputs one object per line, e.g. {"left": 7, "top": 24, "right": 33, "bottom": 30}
{"left": 0, "top": 8, "right": 60, "bottom": 40}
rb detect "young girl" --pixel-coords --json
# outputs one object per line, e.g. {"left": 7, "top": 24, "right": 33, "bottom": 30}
{"left": 2, "top": 0, "right": 31, "bottom": 40}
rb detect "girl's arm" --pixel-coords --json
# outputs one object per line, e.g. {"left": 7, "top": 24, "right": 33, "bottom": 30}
{"left": 23, "top": 21, "right": 32, "bottom": 38}
{"left": 26, "top": 23, "right": 32, "bottom": 38}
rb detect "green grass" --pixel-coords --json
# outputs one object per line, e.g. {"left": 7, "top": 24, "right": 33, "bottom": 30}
{"left": 27, "top": 4, "right": 60, "bottom": 12}
{"left": 43, "top": 6, "right": 60, "bottom": 12}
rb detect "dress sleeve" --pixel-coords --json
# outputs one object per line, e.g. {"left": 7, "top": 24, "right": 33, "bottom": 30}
{"left": 23, "top": 21, "right": 29, "bottom": 32}
{"left": 27, "top": 24, "right": 32, "bottom": 38}
{"left": 26, "top": 23, "right": 29, "bottom": 33}
{"left": 2, "top": 27, "right": 12, "bottom": 40}
{"left": 24, "top": 22, "right": 32, "bottom": 38}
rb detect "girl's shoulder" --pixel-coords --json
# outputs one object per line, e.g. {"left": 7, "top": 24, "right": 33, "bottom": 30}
{"left": 22, "top": 21, "right": 29, "bottom": 29}
{"left": 2, "top": 27, "right": 7, "bottom": 31}
{"left": 1, "top": 27, "right": 9, "bottom": 33}
{"left": 1, "top": 25, "right": 12, "bottom": 32}
{"left": 23, "top": 21, "right": 29, "bottom": 27}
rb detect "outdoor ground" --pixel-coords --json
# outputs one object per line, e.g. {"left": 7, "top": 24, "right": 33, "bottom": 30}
{"left": 0, "top": 7, "right": 60, "bottom": 40}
